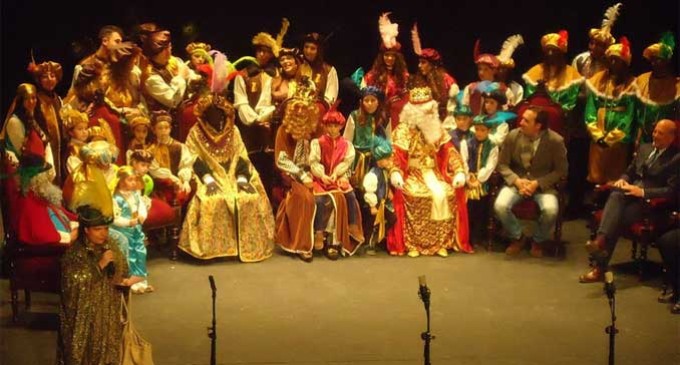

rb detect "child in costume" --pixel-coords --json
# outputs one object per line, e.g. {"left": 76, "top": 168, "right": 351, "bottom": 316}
{"left": 362, "top": 136, "right": 401, "bottom": 255}
{"left": 60, "top": 106, "right": 89, "bottom": 174}
{"left": 479, "top": 82, "right": 516, "bottom": 145}
{"left": 147, "top": 110, "right": 196, "bottom": 205}
{"left": 448, "top": 94, "right": 475, "bottom": 164}
{"left": 461, "top": 41, "right": 512, "bottom": 115}
{"left": 110, "top": 166, "right": 151, "bottom": 294}
{"left": 309, "top": 103, "right": 364, "bottom": 259}
{"left": 466, "top": 116, "right": 499, "bottom": 246}
{"left": 343, "top": 86, "right": 387, "bottom": 185}
{"left": 126, "top": 113, "right": 152, "bottom": 156}
{"left": 496, "top": 34, "right": 525, "bottom": 107}
{"left": 359, "top": 13, "right": 409, "bottom": 131}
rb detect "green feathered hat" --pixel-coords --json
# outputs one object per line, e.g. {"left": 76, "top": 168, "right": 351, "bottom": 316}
{"left": 643, "top": 32, "right": 675, "bottom": 61}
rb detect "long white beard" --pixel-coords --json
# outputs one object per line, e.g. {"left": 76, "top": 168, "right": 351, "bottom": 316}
{"left": 29, "top": 172, "right": 64, "bottom": 206}
{"left": 399, "top": 100, "right": 443, "bottom": 145}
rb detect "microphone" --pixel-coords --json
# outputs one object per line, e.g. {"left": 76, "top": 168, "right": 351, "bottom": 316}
{"left": 209, "top": 275, "right": 216, "bottom": 293}
{"left": 418, "top": 275, "right": 430, "bottom": 306}
{"left": 102, "top": 244, "right": 115, "bottom": 278}
{"left": 604, "top": 271, "right": 616, "bottom": 300}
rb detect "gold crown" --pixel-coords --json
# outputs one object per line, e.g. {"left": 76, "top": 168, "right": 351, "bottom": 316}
{"left": 409, "top": 87, "right": 433, "bottom": 104}
{"left": 185, "top": 42, "right": 211, "bottom": 55}
{"left": 60, "top": 106, "right": 89, "bottom": 130}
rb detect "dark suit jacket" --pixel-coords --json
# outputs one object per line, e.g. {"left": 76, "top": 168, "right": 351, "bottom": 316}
{"left": 621, "top": 143, "right": 680, "bottom": 199}
{"left": 497, "top": 128, "right": 568, "bottom": 195}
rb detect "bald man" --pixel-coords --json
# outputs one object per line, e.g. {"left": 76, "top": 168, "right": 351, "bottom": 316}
{"left": 580, "top": 119, "right": 680, "bottom": 283}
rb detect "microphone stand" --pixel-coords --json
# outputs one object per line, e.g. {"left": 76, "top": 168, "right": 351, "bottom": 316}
{"left": 604, "top": 274, "right": 618, "bottom": 365}
{"left": 208, "top": 276, "right": 217, "bottom": 365}
{"left": 418, "top": 276, "right": 434, "bottom": 365}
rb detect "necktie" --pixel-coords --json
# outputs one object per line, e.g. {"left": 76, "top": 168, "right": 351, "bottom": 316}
{"left": 646, "top": 148, "right": 659, "bottom": 166}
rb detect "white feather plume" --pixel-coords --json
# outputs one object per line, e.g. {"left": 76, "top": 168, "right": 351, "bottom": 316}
{"left": 498, "top": 34, "right": 524, "bottom": 62}
{"left": 379, "top": 12, "right": 399, "bottom": 50}
{"left": 411, "top": 23, "right": 422, "bottom": 55}
{"left": 600, "top": 3, "right": 622, "bottom": 35}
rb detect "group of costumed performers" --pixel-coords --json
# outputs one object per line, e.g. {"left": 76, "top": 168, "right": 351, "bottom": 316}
{"left": 0, "top": 5, "right": 678, "bottom": 275}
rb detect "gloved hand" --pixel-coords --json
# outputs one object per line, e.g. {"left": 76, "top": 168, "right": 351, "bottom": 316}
{"left": 453, "top": 172, "right": 466, "bottom": 188}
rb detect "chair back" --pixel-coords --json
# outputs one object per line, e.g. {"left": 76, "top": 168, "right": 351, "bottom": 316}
{"left": 513, "top": 83, "right": 566, "bottom": 139}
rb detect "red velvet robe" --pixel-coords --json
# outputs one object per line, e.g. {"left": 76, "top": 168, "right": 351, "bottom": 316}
{"left": 16, "top": 191, "right": 77, "bottom": 245}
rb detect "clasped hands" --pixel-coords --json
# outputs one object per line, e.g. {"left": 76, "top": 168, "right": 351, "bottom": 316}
{"left": 514, "top": 178, "right": 539, "bottom": 197}
{"left": 611, "top": 179, "right": 644, "bottom": 198}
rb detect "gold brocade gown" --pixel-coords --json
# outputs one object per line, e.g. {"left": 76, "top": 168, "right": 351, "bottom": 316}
{"left": 58, "top": 237, "right": 129, "bottom": 365}
{"left": 179, "top": 124, "right": 275, "bottom": 262}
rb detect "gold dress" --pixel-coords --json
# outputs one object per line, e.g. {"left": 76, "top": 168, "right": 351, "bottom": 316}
{"left": 58, "top": 237, "right": 129, "bottom": 365}
{"left": 178, "top": 124, "right": 275, "bottom": 262}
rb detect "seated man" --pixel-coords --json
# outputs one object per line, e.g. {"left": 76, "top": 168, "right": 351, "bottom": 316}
{"left": 494, "top": 106, "right": 568, "bottom": 257}
{"left": 15, "top": 131, "right": 78, "bottom": 245}
{"left": 580, "top": 119, "right": 679, "bottom": 283}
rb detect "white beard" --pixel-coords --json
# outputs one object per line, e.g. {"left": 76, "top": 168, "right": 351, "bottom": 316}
{"left": 29, "top": 171, "right": 64, "bottom": 206}
{"left": 399, "top": 100, "right": 443, "bottom": 145}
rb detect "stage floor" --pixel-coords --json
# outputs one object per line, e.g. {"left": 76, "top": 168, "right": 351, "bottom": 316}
{"left": 1, "top": 219, "right": 679, "bottom": 365}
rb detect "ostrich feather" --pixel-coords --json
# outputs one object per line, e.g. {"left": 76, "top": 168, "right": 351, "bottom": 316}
{"left": 275, "top": 18, "right": 290, "bottom": 47}
{"left": 498, "top": 34, "right": 524, "bottom": 62}
{"left": 600, "top": 3, "right": 622, "bottom": 35}
{"left": 379, "top": 12, "right": 399, "bottom": 49}
{"left": 411, "top": 23, "right": 423, "bottom": 56}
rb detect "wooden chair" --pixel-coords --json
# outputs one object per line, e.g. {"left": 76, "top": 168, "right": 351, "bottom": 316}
{"left": 143, "top": 197, "right": 182, "bottom": 260}
{"left": 0, "top": 158, "right": 66, "bottom": 322}
{"left": 588, "top": 186, "right": 675, "bottom": 279}
{"left": 486, "top": 84, "right": 568, "bottom": 256}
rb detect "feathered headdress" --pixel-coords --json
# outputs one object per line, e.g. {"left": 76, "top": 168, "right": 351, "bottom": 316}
{"left": 411, "top": 23, "right": 442, "bottom": 64}
{"left": 497, "top": 34, "right": 524, "bottom": 69}
{"left": 27, "top": 50, "right": 63, "bottom": 83}
{"left": 208, "top": 50, "right": 256, "bottom": 93}
{"left": 643, "top": 32, "right": 676, "bottom": 61}
{"left": 379, "top": 12, "right": 401, "bottom": 51}
{"left": 590, "top": 3, "right": 622, "bottom": 45}
{"left": 606, "top": 36, "right": 632, "bottom": 65}
{"left": 252, "top": 18, "right": 290, "bottom": 57}
{"left": 540, "top": 31, "right": 569, "bottom": 53}
{"left": 473, "top": 39, "right": 500, "bottom": 68}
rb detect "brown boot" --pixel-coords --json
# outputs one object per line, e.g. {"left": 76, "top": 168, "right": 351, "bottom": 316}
{"left": 579, "top": 266, "right": 604, "bottom": 283}
{"left": 530, "top": 241, "right": 543, "bottom": 258}
{"left": 314, "top": 232, "right": 325, "bottom": 251}
{"left": 505, "top": 236, "right": 526, "bottom": 255}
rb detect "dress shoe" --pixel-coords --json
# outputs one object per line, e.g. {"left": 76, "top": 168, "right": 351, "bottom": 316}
{"left": 326, "top": 245, "right": 340, "bottom": 261}
{"left": 505, "top": 236, "right": 526, "bottom": 255}
{"left": 658, "top": 290, "right": 676, "bottom": 304}
{"left": 298, "top": 252, "right": 313, "bottom": 263}
{"left": 671, "top": 301, "right": 680, "bottom": 315}
{"left": 407, "top": 250, "right": 420, "bottom": 258}
{"left": 530, "top": 241, "right": 543, "bottom": 258}
{"left": 436, "top": 248, "right": 449, "bottom": 257}
{"left": 579, "top": 267, "right": 604, "bottom": 283}
{"left": 585, "top": 235, "right": 608, "bottom": 257}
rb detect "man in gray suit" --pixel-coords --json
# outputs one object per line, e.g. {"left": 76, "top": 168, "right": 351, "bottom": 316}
{"left": 494, "top": 106, "right": 568, "bottom": 257}
{"left": 580, "top": 119, "right": 679, "bottom": 283}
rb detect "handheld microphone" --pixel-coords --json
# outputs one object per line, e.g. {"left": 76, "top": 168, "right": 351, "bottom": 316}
{"left": 209, "top": 275, "right": 216, "bottom": 293}
{"left": 604, "top": 271, "right": 616, "bottom": 300}
{"left": 102, "top": 244, "right": 115, "bottom": 278}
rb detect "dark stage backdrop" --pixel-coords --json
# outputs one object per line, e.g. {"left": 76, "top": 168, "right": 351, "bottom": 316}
{"left": 1, "top": 0, "right": 677, "bottom": 114}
